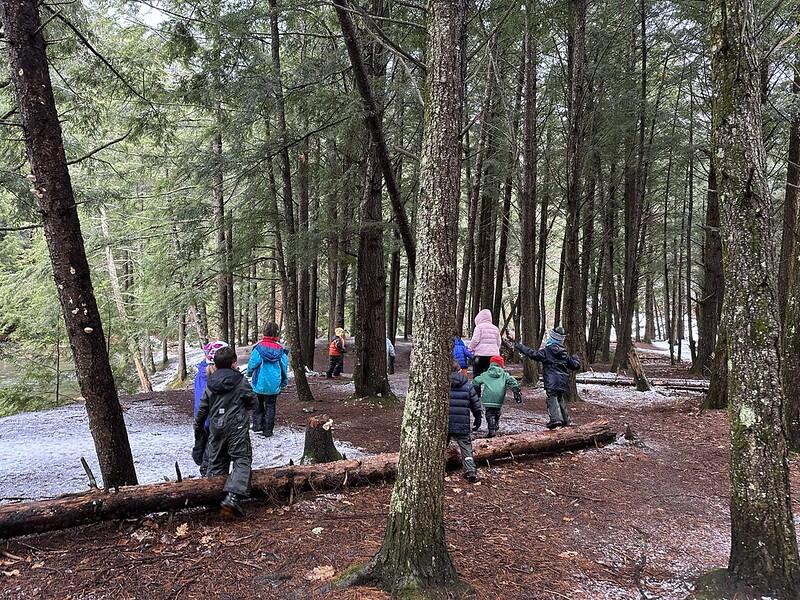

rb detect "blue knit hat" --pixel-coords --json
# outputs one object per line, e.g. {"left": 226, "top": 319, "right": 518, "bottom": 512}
{"left": 546, "top": 326, "right": 566, "bottom": 346}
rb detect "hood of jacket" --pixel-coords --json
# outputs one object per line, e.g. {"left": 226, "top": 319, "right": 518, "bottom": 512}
{"left": 256, "top": 338, "right": 285, "bottom": 363}
{"left": 484, "top": 363, "right": 505, "bottom": 378}
{"left": 451, "top": 370, "right": 469, "bottom": 388}
{"left": 474, "top": 309, "right": 493, "bottom": 327}
{"left": 207, "top": 368, "right": 244, "bottom": 394}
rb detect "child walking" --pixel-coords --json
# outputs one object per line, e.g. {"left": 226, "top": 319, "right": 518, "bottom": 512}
{"left": 515, "top": 326, "right": 581, "bottom": 429}
{"left": 326, "top": 327, "right": 347, "bottom": 378}
{"left": 452, "top": 331, "right": 474, "bottom": 377}
{"left": 192, "top": 340, "right": 229, "bottom": 476}
{"left": 449, "top": 361, "right": 483, "bottom": 482}
{"left": 471, "top": 356, "right": 521, "bottom": 437}
{"left": 247, "top": 322, "right": 289, "bottom": 437}
{"left": 468, "top": 309, "right": 502, "bottom": 379}
{"left": 193, "top": 346, "right": 256, "bottom": 517}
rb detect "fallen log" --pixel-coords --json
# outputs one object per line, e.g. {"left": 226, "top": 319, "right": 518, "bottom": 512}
{"left": 0, "top": 420, "right": 616, "bottom": 539}
{"left": 575, "top": 375, "right": 709, "bottom": 392}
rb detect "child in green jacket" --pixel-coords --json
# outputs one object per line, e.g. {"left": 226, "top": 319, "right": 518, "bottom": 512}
{"left": 472, "top": 356, "right": 521, "bottom": 437}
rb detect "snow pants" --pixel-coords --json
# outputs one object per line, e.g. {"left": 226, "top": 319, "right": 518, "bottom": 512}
{"left": 546, "top": 390, "right": 571, "bottom": 426}
{"left": 207, "top": 416, "right": 252, "bottom": 497}
{"left": 253, "top": 394, "right": 277, "bottom": 435}
{"left": 326, "top": 355, "right": 344, "bottom": 377}
{"left": 485, "top": 407, "right": 502, "bottom": 435}
{"left": 448, "top": 433, "right": 477, "bottom": 478}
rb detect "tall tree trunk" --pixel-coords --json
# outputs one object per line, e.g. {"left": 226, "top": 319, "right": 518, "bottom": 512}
{"left": 327, "top": 171, "right": 339, "bottom": 339}
{"left": 177, "top": 312, "right": 187, "bottom": 382}
{"left": 298, "top": 139, "right": 311, "bottom": 367}
{"left": 226, "top": 211, "right": 235, "bottom": 348}
{"left": 4, "top": 0, "right": 138, "bottom": 487}
{"left": 520, "top": 11, "right": 539, "bottom": 384}
{"left": 686, "top": 86, "right": 697, "bottom": 364}
{"left": 387, "top": 230, "right": 401, "bottom": 343}
{"left": 710, "top": 0, "right": 800, "bottom": 594}
{"left": 212, "top": 132, "right": 228, "bottom": 341}
{"left": 269, "top": 0, "right": 313, "bottom": 401}
{"left": 562, "top": 0, "right": 588, "bottom": 396}
{"left": 694, "top": 163, "right": 724, "bottom": 373}
{"left": 780, "top": 52, "right": 800, "bottom": 450}
{"left": 351, "top": 1, "right": 467, "bottom": 592}
{"left": 332, "top": 0, "right": 416, "bottom": 275}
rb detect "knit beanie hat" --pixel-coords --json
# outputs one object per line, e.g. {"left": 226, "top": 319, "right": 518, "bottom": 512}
{"left": 335, "top": 327, "right": 346, "bottom": 337}
{"left": 490, "top": 355, "right": 505, "bottom": 368}
{"left": 547, "top": 326, "right": 566, "bottom": 346}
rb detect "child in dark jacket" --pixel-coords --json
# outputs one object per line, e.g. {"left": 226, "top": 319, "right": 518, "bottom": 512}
{"left": 515, "top": 326, "right": 581, "bottom": 429}
{"left": 449, "top": 361, "right": 483, "bottom": 482}
{"left": 194, "top": 347, "right": 256, "bottom": 517}
{"left": 452, "top": 332, "right": 474, "bottom": 376}
{"left": 192, "top": 340, "right": 229, "bottom": 476}
{"left": 471, "top": 356, "right": 521, "bottom": 437}
{"left": 247, "top": 323, "right": 289, "bottom": 437}
{"left": 326, "top": 327, "right": 347, "bottom": 378}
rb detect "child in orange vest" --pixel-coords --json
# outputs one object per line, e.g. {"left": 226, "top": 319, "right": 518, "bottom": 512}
{"left": 326, "top": 327, "right": 347, "bottom": 378}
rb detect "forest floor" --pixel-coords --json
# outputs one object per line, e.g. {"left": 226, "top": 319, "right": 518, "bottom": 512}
{"left": 2, "top": 342, "right": 794, "bottom": 600}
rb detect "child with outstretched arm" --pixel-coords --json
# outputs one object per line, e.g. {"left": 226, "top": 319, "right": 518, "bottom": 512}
{"left": 471, "top": 356, "right": 521, "bottom": 438}
{"left": 515, "top": 326, "right": 581, "bottom": 429}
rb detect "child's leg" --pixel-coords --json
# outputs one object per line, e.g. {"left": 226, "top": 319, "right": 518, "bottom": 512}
{"left": 545, "top": 391, "right": 565, "bottom": 428}
{"left": 263, "top": 394, "right": 277, "bottom": 436}
{"left": 333, "top": 355, "right": 344, "bottom": 376}
{"left": 224, "top": 423, "right": 253, "bottom": 498}
{"left": 557, "top": 392, "right": 571, "bottom": 426}
{"left": 326, "top": 356, "right": 336, "bottom": 378}
{"left": 485, "top": 408, "right": 500, "bottom": 436}
{"left": 252, "top": 395, "right": 265, "bottom": 431}
{"left": 206, "top": 428, "right": 232, "bottom": 477}
{"left": 453, "top": 434, "right": 477, "bottom": 480}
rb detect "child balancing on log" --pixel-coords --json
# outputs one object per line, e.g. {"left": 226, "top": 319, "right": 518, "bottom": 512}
{"left": 515, "top": 326, "right": 581, "bottom": 429}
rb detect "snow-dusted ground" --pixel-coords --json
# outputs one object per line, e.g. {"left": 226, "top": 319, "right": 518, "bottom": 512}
{"left": 0, "top": 399, "right": 363, "bottom": 501}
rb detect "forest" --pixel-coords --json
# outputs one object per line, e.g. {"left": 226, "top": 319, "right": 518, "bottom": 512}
{"left": 1, "top": 0, "right": 800, "bottom": 597}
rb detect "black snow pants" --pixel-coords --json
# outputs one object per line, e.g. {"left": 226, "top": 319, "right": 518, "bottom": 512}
{"left": 326, "top": 355, "right": 344, "bottom": 377}
{"left": 252, "top": 394, "right": 277, "bottom": 435}
{"left": 207, "top": 414, "right": 253, "bottom": 497}
{"left": 546, "top": 390, "right": 571, "bottom": 426}
{"left": 485, "top": 407, "right": 502, "bottom": 435}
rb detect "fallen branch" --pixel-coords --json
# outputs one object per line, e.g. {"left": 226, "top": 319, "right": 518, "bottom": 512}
{"left": 0, "top": 420, "right": 615, "bottom": 539}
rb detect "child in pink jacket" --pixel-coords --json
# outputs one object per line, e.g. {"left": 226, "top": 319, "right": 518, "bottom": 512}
{"left": 469, "top": 308, "right": 501, "bottom": 378}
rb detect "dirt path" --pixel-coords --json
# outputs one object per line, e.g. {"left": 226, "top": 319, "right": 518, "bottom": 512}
{"left": 2, "top": 346, "right": 797, "bottom": 599}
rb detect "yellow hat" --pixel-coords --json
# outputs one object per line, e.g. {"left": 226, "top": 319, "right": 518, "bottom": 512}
{"left": 335, "top": 327, "right": 346, "bottom": 337}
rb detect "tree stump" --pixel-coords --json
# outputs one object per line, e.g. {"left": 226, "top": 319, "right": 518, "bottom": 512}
{"left": 300, "top": 414, "right": 342, "bottom": 464}
{"left": 626, "top": 347, "right": 652, "bottom": 392}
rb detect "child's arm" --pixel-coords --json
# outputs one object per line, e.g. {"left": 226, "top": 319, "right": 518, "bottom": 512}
{"left": 194, "top": 389, "right": 210, "bottom": 431}
{"left": 568, "top": 353, "right": 582, "bottom": 371}
{"left": 280, "top": 352, "right": 289, "bottom": 389}
{"left": 240, "top": 379, "right": 257, "bottom": 412}
{"left": 467, "top": 328, "right": 481, "bottom": 352}
{"left": 515, "top": 342, "right": 545, "bottom": 362}
{"left": 471, "top": 373, "right": 484, "bottom": 389}
{"left": 469, "top": 386, "right": 483, "bottom": 430}
{"left": 505, "top": 372, "right": 521, "bottom": 392}
{"left": 246, "top": 349, "right": 261, "bottom": 377}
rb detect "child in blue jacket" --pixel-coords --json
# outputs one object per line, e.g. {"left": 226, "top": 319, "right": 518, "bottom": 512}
{"left": 247, "top": 322, "right": 289, "bottom": 437}
{"left": 453, "top": 332, "right": 474, "bottom": 376}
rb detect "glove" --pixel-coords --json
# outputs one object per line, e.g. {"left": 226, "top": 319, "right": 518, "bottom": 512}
{"left": 192, "top": 427, "right": 208, "bottom": 466}
{"left": 472, "top": 412, "right": 482, "bottom": 431}
{"left": 514, "top": 390, "right": 523, "bottom": 404}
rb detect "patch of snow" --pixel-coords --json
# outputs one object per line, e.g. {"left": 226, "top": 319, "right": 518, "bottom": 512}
{"left": 0, "top": 399, "right": 363, "bottom": 500}
{"left": 150, "top": 345, "right": 206, "bottom": 392}
{"left": 578, "top": 384, "right": 688, "bottom": 409}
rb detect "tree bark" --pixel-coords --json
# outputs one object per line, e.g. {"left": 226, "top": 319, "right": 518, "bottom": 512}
{"left": 780, "top": 51, "right": 800, "bottom": 450}
{"left": 332, "top": 0, "right": 416, "bottom": 275}
{"left": 0, "top": 421, "right": 615, "bottom": 540}
{"left": 710, "top": 0, "right": 800, "bottom": 594}
{"left": 520, "top": 10, "right": 540, "bottom": 384}
{"left": 357, "top": 1, "right": 467, "bottom": 592}
{"left": 301, "top": 415, "right": 343, "bottom": 464}
{"left": 3, "top": 0, "right": 137, "bottom": 487}
{"left": 269, "top": 0, "right": 314, "bottom": 402}
{"left": 694, "top": 164, "right": 724, "bottom": 374}
{"left": 177, "top": 312, "right": 187, "bottom": 382}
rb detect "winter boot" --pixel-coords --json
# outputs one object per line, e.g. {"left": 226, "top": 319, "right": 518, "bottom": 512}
{"left": 220, "top": 493, "right": 245, "bottom": 518}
